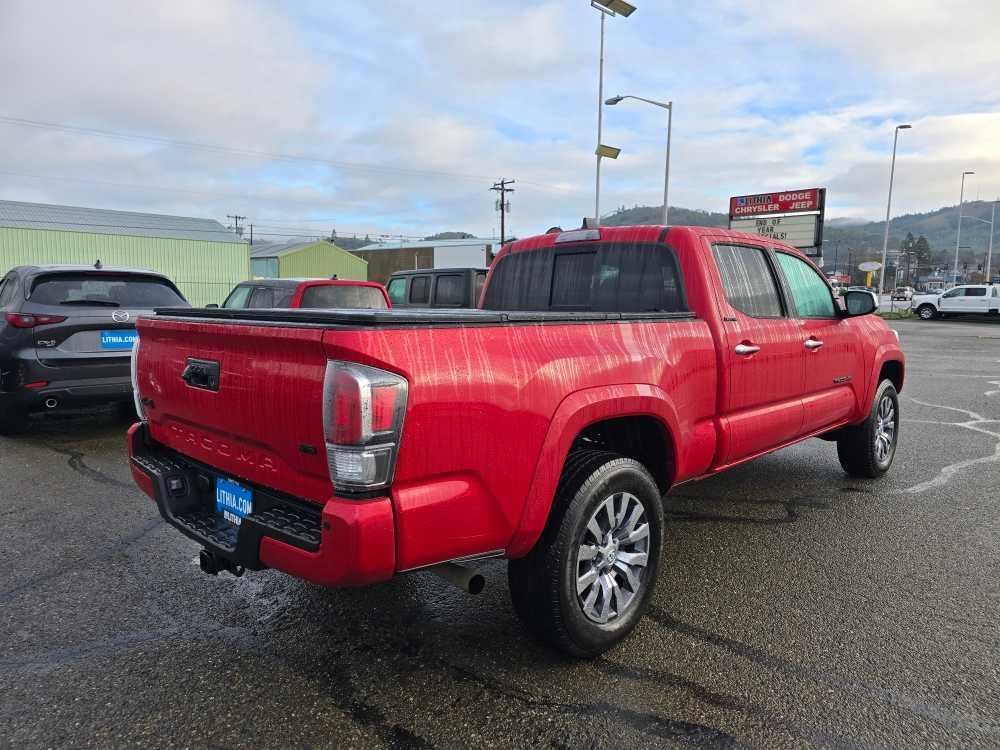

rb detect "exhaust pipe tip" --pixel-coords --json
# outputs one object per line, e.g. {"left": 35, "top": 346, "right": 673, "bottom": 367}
{"left": 44, "top": 397, "right": 58, "bottom": 409}
{"left": 428, "top": 562, "right": 486, "bottom": 595}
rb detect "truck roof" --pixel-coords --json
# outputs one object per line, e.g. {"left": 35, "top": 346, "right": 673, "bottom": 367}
{"left": 504, "top": 225, "right": 806, "bottom": 258}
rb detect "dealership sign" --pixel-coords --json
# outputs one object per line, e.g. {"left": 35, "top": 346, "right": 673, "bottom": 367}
{"left": 729, "top": 215, "right": 820, "bottom": 247}
{"left": 728, "top": 187, "right": 826, "bottom": 257}
{"left": 729, "top": 189, "right": 822, "bottom": 218}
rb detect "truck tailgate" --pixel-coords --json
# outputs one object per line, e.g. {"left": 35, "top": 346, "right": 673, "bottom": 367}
{"left": 135, "top": 316, "right": 332, "bottom": 503}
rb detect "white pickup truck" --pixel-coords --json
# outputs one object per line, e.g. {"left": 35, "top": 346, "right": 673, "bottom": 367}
{"left": 913, "top": 285, "right": 1000, "bottom": 320}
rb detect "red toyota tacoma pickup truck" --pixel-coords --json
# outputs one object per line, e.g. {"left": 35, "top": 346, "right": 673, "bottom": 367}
{"left": 127, "top": 225, "right": 903, "bottom": 656}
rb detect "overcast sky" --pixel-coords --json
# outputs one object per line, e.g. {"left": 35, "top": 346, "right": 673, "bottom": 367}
{"left": 1, "top": 0, "right": 998, "bottom": 240}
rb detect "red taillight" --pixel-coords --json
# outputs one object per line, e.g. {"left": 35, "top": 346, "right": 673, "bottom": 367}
{"left": 5, "top": 312, "right": 67, "bottom": 328}
{"left": 323, "top": 361, "right": 408, "bottom": 491}
{"left": 371, "top": 384, "right": 399, "bottom": 434}
{"left": 329, "top": 370, "right": 363, "bottom": 444}
{"left": 23, "top": 381, "right": 49, "bottom": 390}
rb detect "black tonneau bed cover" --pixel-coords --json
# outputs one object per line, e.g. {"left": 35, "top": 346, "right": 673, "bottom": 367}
{"left": 152, "top": 307, "right": 695, "bottom": 327}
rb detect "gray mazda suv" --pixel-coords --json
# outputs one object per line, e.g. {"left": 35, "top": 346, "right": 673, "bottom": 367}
{"left": 0, "top": 264, "right": 188, "bottom": 433}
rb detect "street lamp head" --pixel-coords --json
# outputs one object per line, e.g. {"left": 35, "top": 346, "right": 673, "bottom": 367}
{"left": 592, "top": 0, "right": 637, "bottom": 16}
{"left": 897, "top": 124, "right": 912, "bottom": 130}
{"left": 605, "top": 95, "right": 623, "bottom": 105}
{"left": 963, "top": 171, "right": 975, "bottom": 176}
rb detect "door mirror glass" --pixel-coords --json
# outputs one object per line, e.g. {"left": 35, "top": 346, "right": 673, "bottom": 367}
{"left": 844, "top": 290, "right": 876, "bottom": 316}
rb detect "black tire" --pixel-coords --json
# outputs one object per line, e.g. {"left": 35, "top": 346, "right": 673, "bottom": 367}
{"left": 508, "top": 449, "right": 664, "bottom": 657}
{"left": 837, "top": 380, "right": 899, "bottom": 478}
{"left": 0, "top": 401, "right": 29, "bottom": 435}
{"left": 916, "top": 304, "right": 937, "bottom": 320}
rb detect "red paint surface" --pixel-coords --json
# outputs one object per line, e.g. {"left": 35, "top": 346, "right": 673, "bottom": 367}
{"left": 131, "top": 225, "right": 903, "bottom": 585}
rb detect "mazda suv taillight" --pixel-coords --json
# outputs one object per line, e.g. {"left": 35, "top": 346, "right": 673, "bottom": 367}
{"left": 323, "top": 361, "right": 408, "bottom": 492}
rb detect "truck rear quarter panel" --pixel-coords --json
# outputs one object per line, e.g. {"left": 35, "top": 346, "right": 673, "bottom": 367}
{"left": 324, "top": 317, "right": 716, "bottom": 570}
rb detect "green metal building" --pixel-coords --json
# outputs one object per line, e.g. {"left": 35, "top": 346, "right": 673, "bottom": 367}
{"left": 0, "top": 200, "right": 247, "bottom": 306}
{"left": 249, "top": 239, "right": 367, "bottom": 281}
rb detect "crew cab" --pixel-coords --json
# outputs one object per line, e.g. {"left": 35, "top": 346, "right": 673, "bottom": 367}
{"left": 221, "top": 278, "right": 390, "bottom": 310}
{"left": 127, "top": 225, "right": 904, "bottom": 656}
{"left": 385, "top": 268, "right": 487, "bottom": 308}
{"left": 913, "top": 284, "right": 1000, "bottom": 319}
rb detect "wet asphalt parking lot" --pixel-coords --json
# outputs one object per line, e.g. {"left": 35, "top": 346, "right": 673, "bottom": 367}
{"left": 2, "top": 317, "right": 999, "bottom": 749}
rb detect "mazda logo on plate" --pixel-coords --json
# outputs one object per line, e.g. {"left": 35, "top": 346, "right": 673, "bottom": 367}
{"left": 112, "top": 310, "right": 130, "bottom": 323}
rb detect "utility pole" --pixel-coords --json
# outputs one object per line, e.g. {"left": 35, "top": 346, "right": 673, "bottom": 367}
{"left": 490, "top": 178, "right": 515, "bottom": 244}
{"left": 227, "top": 214, "right": 247, "bottom": 239}
{"left": 249, "top": 224, "right": 253, "bottom": 246}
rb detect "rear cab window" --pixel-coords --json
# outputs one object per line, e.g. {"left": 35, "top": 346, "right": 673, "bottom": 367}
{"left": 966, "top": 287, "right": 987, "bottom": 297}
{"left": 28, "top": 273, "right": 186, "bottom": 308}
{"left": 247, "top": 287, "right": 275, "bottom": 308}
{"left": 482, "top": 241, "right": 687, "bottom": 313}
{"left": 300, "top": 284, "right": 388, "bottom": 309}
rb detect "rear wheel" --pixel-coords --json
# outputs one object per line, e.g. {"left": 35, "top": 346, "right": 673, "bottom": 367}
{"left": 837, "top": 380, "right": 899, "bottom": 478}
{"left": 916, "top": 304, "right": 937, "bottom": 320}
{"left": 508, "top": 450, "right": 664, "bottom": 657}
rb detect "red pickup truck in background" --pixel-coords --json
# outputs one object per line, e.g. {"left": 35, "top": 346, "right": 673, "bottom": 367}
{"left": 127, "top": 225, "right": 903, "bottom": 656}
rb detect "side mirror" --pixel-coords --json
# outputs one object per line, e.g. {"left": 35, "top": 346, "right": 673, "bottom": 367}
{"left": 843, "top": 290, "right": 876, "bottom": 316}
{"left": 205, "top": 303, "right": 220, "bottom": 309}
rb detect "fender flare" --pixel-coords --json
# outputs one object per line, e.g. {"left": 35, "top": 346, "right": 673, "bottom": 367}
{"left": 863, "top": 347, "right": 904, "bottom": 413}
{"left": 505, "top": 383, "right": 680, "bottom": 558}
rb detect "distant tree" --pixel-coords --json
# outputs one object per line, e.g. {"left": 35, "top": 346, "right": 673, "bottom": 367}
{"left": 913, "top": 235, "right": 933, "bottom": 273}
{"left": 424, "top": 231, "right": 476, "bottom": 240}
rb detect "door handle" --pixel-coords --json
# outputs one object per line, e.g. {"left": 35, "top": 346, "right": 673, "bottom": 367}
{"left": 734, "top": 343, "right": 760, "bottom": 355}
{"left": 804, "top": 339, "right": 824, "bottom": 350}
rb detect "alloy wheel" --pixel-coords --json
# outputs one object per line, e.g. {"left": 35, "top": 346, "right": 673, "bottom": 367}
{"left": 576, "top": 491, "right": 650, "bottom": 624}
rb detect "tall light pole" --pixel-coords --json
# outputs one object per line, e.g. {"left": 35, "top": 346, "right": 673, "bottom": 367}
{"left": 878, "top": 124, "right": 911, "bottom": 296}
{"left": 606, "top": 94, "right": 673, "bottom": 224}
{"left": 953, "top": 171, "right": 975, "bottom": 285}
{"left": 988, "top": 199, "right": 997, "bottom": 284}
{"left": 591, "top": 0, "right": 636, "bottom": 226}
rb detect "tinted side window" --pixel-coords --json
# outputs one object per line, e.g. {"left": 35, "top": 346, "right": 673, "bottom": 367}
{"left": 712, "top": 244, "right": 783, "bottom": 318}
{"left": 248, "top": 287, "right": 274, "bottom": 308}
{"left": 434, "top": 274, "right": 464, "bottom": 306}
{"left": 966, "top": 287, "right": 987, "bottom": 297}
{"left": 274, "top": 290, "right": 295, "bottom": 307}
{"left": 775, "top": 252, "right": 836, "bottom": 318}
{"left": 0, "top": 277, "right": 13, "bottom": 307}
{"left": 551, "top": 252, "right": 595, "bottom": 308}
{"left": 409, "top": 276, "right": 430, "bottom": 304}
{"left": 386, "top": 278, "right": 406, "bottom": 305}
{"left": 223, "top": 285, "right": 253, "bottom": 309}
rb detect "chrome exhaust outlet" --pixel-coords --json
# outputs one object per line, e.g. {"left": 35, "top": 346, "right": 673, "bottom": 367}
{"left": 43, "top": 397, "right": 59, "bottom": 409}
{"left": 428, "top": 562, "right": 485, "bottom": 595}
